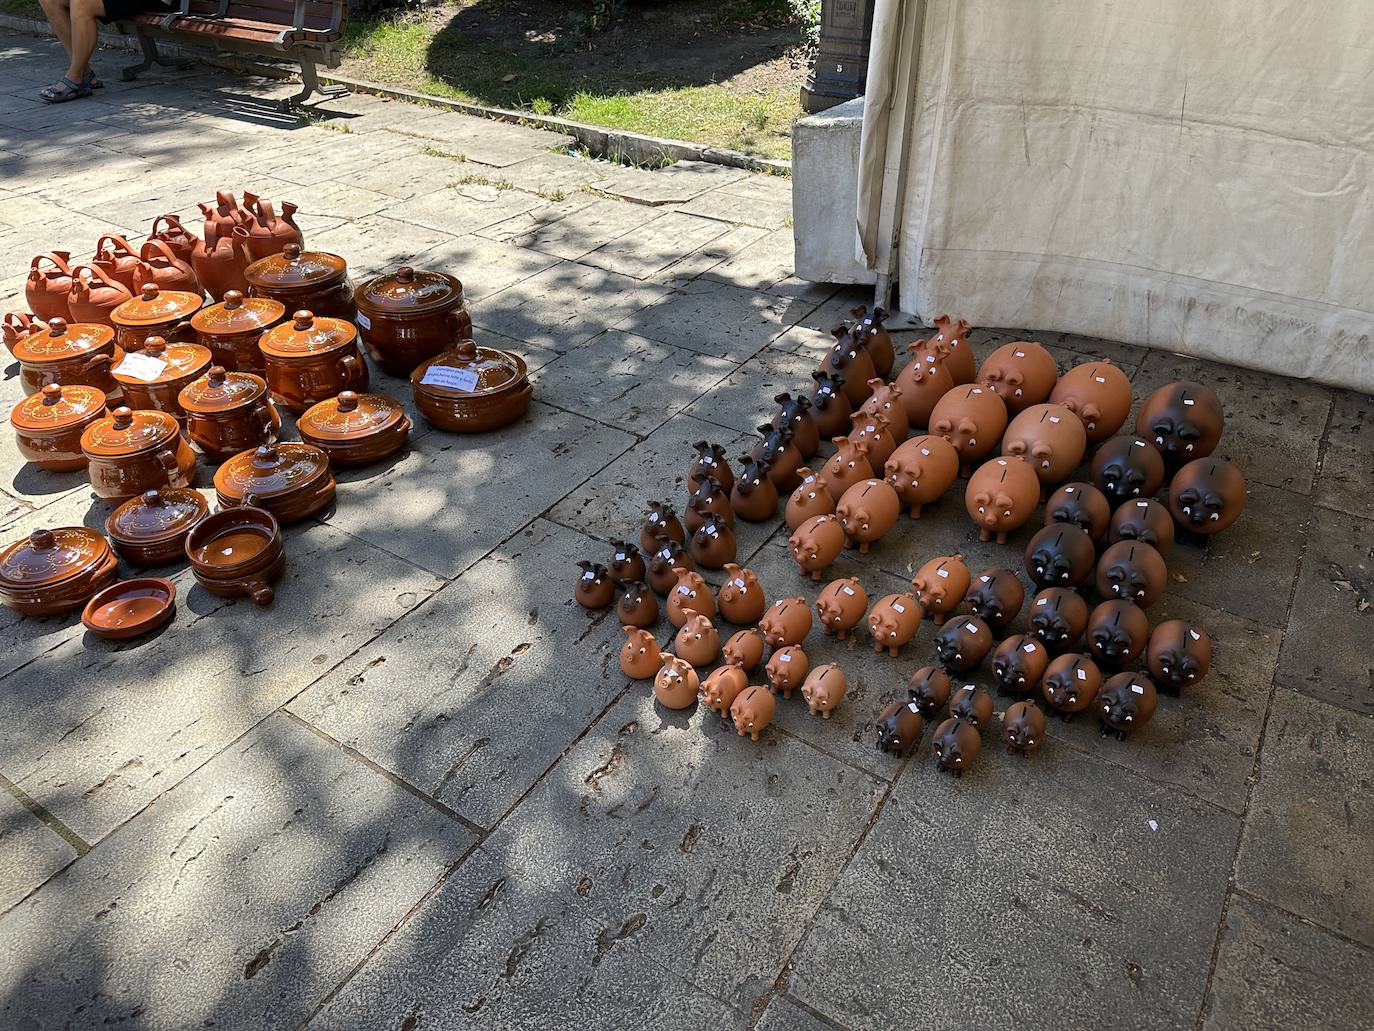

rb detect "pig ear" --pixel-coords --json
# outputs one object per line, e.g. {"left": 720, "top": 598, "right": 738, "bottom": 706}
{"left": 811, "top": 369, "right": 826, "bottom": 384}
{"left": 973, "top": 491, "right": 991, "bottom": 506}
{"left": 796, "top": 465, "right": 813, "bottom": 479}
{"left": 931, "top": 417, "right": 953, "bottom": 434}
{"left": 956, "top": 417, "right": 978, "bottom": 435}
{"left": 1081, "top": 402, "right": 1102, "bottom": 420}
{"left": 909, "top": 337, "right": 929, "bottom": 354}
{"left": 850, "top": 436, "right": 873, "bottom": 455}
{"left": 579, "top": 560, "right": 592, "bottom": 571}
{"left": 795, "top": 394, "right": 812, "bottom": 411}
{"left": 867, "top": 377, "right": 883, "bottom": 390}
{"left": 1059, "top": 398, "right": 1078, "bottom": 413}
{"left": 831, "top": 324, "right": 849, "bottom": 340}
{"left": 724, "top": 563, "right": 740, "bottom": 575}
{"left": 774, "top": 392, "right": 791, "bottom": 405}
{"left": 957, "top": 319, "right": 971, "bottom": 334}
{"left": 1005, "top": 371, "right": 1023, "bottom": 386}
{"left": 874, "top": 306, "right": 889, "bottom": 322}
{"left": 994, "top": 492, "right": 1014, "bottom": 508}
{"left": 692, "top": 440, "right": 707, "bottom": 453}
{"left": 886, "top": 381, "right": 903, "bottom": 398}
{"left": 757, "top": 423, "right": 773, "bottom": 436}
{"left": 850, "top": 305, "right": 866, "bottom": 320}
{"left": 830, "top": 435, "right": 848, "bottom": 448}
{"left": 1031, "top": 442, "right": 1053, "bottom": 459}
{"left": 671, "top": 564, "right": 687, "bottom": 576}
{"left": 852, "top": 507, "right": 870, "bottom": 522}
{"left": 737, "top": 454, "right": 753, "bottom": 467}
{"left": 1004, "top": 437, "right": 1026, "bottom": 455}
{"left": 622, "top": 625, "right": 637, "bottom": 635}
{"left": 935, "top": 314, "right": 951, "bottom": 330}
{"left": 757, "top": 457, "right": 773, "bottom": 474}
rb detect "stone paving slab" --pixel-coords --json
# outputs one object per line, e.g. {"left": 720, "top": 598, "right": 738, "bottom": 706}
{"left": 756, "top": 995, "right": 838, "bottom": 1031}
{"left": 379, "top": 182, "right": 551, "bottom": 237}
{"left": 307, "top": 212, "right": 457, "bottom": 279}
{"left": 413, "top": 235, "right": 561, "bottom": 302}
{"left": 621, "top": 282, "right": 815, "bottom": 363}
{"left": 593, "top": 159, "right": 750, "bottom": 205}
{"left": 690, "top": 228, "right": 840, "bottom": 304}
{"left": 0, "top": 713, "right": 474, "bottom": 1030}
{"left": 1315, "top": 388, "right": 1373, "bottom": 519}
{"left": 655, "top": 223, "right": 774, "bottom": 292}
{"left": 682, "top": 346, "right": 820, "bottom": 436}
{"left": 371, "top": 118, "right": 576, "bottom": 168}
{"left": 579, "top": 211, "right": 734, "bottom": 280}
{"left": 0, "top": 788, "right": 75, "bottom": 913}
{"left": 677, "top": 174, "right": 795, "bottom": 230}
{"left": 499, "top": 197, "right": 669, "bottom": 261}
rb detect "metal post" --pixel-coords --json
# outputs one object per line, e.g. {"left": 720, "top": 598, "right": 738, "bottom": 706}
{"left": 801, "top": 0, "right": 877, "bottom": 114}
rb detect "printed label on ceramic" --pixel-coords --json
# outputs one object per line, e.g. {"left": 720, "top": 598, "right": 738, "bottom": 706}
{"left": 114, "top": 352, "right": 168, "bottom": 382}
{"left": 356, "top": 312, "right": 372, "bottom": 330}
{"left": 421, "top": 366, "right": 481, "bottom": 392}
{"left": 1076, "top": 668, "right": 1087, "bottom": 680}
{"left": 1131, "top": 683, "right": 1145, "bottom": 695}
{"left": 1023, "top": 642, "right": 1036, "bottom": 652}
{"left": 893, "top": 602, "right": 905, "bottom": 613}
{"left": 842, "top": 585, "right": 855, "bottom": 596}
{"left": 779, "top": 653, "right": 791, "bottom": 662}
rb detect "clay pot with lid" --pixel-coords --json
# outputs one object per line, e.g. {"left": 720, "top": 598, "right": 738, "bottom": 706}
{"left": 191, "top": 290, "right": 285, "bottom": 374}
{"left": 355, "top": 266, "right": 472, "bottom": 375}
{"left": 105, "top": 487, "right": 208, "bottom": 566}
{"left": 110, "top": 283, "right": 203, "bottom": 355}
{"left": 245, "top": 244, "right": 356, "bottom": 323}
{"left": 67, "top": 263, "right": 133, "bottom": 327}
{"left": 178, "top": 365, "right": 280, "bottom": 463}
{"left": 112, "top": 335, "right": 212, "bottom": 423}
{"left": 11, "top": 383, "right": 108, "bottom": 472}
{"left": 135, "top": 240, "right": 202, "bottom": 297}
{"left": 259, "top": 310, "right": 369, "bottom": 414}
{"left": 297, "top": 391, "right": 411, "bottom": 467}
{"left": 0, "top": 526, "right": 119, "bottom": 616}
{"left": 410, "top": 339, "right": 532, "bottom": 433}
{"left": 185, "top": 504, "right": 284, "bottom": 606}
{"left": 13, "top": 317, "right": 123, "bottom": 400}
{"left": 80, "top": 406, "right": 197, "bottom": 503}
{"left": 26, "top": 252, "right": 75, "bottom": 322}
{"left": 213, "top": 442, "right": 336, "bottom": 524}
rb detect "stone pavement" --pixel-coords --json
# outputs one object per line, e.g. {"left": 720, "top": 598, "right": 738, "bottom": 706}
{"left": 1, "top": 30, "right": 1372, "bottom": 1031}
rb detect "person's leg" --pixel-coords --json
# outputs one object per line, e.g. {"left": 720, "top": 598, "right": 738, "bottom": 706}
{"left": 39, "top": 0, "right": 103, "bottom": 99}
{"left": 37, "top": 0, "right": 74, "bottom": 56}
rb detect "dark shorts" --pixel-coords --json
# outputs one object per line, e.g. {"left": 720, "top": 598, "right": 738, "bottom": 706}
{"left": 98, "top": 0, "right": 174, "bottom": 24}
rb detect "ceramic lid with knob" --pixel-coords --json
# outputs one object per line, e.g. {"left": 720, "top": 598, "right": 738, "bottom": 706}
{"left": 112, "top": 336, "right": 212, "bottom": 387}
{"left": 410, "top": 339, "right": 526, "bottom": 398}
{"left": 214, "top": 442, "right": 331, "bottom": 503}
{"left": 259, "top": 310, "right": 358, "bottom": 359}
{"left": 110, "top": 283, "right": 202, "bottom": 327}
{"left": 80, "top": 406, "right": 181, "bottom": 458}
{"left": 11, "top": 317, "right": 114, "bottom": 365}
{"left": 11, "top": 383, "right": 107, "bottom": 432}
{"left": 178, "top": 365, "right": 268, "bottom": 414}
{"left": 106, "top": 488, "right": 208, "bottom": 546}
{"left": 0, "top": 527, "right": 112, "bottom": 590}
{"left": 190, "top": 290, "right": 285, "bottom": 335}
{"left": 297, "top": 391, "right": 406, "bottom": 441}
{"left": 355, "top": 267, "right": 464, "bottom": 317}
{"left": 245, "top": 244, "right": 347, "bottom": 288}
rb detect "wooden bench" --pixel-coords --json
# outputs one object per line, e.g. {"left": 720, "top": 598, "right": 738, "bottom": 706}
{"left": 118, "top": 0, "right": 350, "bottom": 110}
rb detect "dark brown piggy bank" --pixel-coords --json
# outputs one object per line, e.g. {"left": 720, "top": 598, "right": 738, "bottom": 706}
{"left": 801, "top": 662, "right": 847, "bottom": 718}
{"left": 1023, "top": 522, "right": 1096, "bottom": 590}
{"left": 730, "top": 456, "right": 778, "bottom": 522}
{"left": 1041, "top": 653, "right": 1102, "bottom": 720}
{"left": 977, "top": 341, "right": 1058, "bottom": 415}
{"left": 576, "top": 561, "right": 614, "bottom": 609}
{"left": 1050, "top": 361, "right": 1132, "bottom": 443}
{"left": 765, "top": 644, "right": 809, "bottom": 698}
{"left": 616, "top": 581, "right": 659, "bottom": 628}
{"left": 684, "top": 477, "right": 733, "bottom": 536}
{"left": 820, "top": 326, "right": 877, "bottom": 406}
{"left": 1085, "top": 599, "right": 1150, "bottom": 668}
{"left": 1108, "top": 498, "right": 1175, "bottom": 554}
{"left": 894, "top": 346, "right": 956, "bottom": 428}
{"left": 716, "top": 563, "right": 766, "bottom": 624}
{"left": 1044, "top": 482, "right": 1111, "bottom": 541}
{"left": 912, "top": 555, "right": 971, "bottom": 625}
{"left": 835, "top": 478, "right": 901, "bottom": 553}
{"left": 875, "top": 699, "right": 924, "bottom": 755}
{"left": 608, "top": 540, "right": 646, "bottom": 584}
{"left": 991, "top": 634, "right": 1050, "bottom": 696}
{"left": 646, "top": 538, "right": 693, "bottom": 595}
{"left": 949, "top": 684, "right": 995, "bottom": 729}
{"left": 1002, "top": 403, "right": 1087, "bottom": 489}
{"left": 772, "top": 392, "right": 819, "bottom": 458}
{"left": 641, "top": 500, "right": 686, "bottom": 554}
{"left": 1002, "top": 700, "right": 1047, "bottom": 757}
{"left": 1147, "top": 619, "right": 1212, "bottom": 695}
{"left": 816, "top": 577, "right": 869, "bottom": 641}
{"left": 885, "top": 434, "right": 960, "bottom": 519}
{"left": 867, "top": 592, "right": 923, "bottom": 656}
{"left": 759, "top": 597, "right": 812, "bottom": 649}
{"left": 1136, "top": 381, "right": 1224, "bottom": 473}
{"left": 817, "top": 434, "right": 875, "bottom": 501}
{"left": 1097, "top": 672, "right": 1158, "bottom": 739}
{"left": 1095, "top": 540, "right": 1167, "bottom": 608}
{"left": 786, "top": 466, "right": 836, "bottom": 530}
{"left": 789, "top": 513, "right": 846, "bottom": 581}
{"left": 1091, "top": 434, "right": 1166, "bottom": 508}
{"left": 932, "top": 717, "right": 981, "bottom": 776}
{"left": 809, "top": 370, "right": 852, "bottom": 438}
{"left": 930, "top": 384, "right": 1008, "bottom": 476}
{"left": 723, "top": 627, "right": 765, "bottom": 671}
{"left": 1027, "top": 587, "right": 1089, "bottom": 652}
{"left": 934, "top": 617, "right": 994, "bottom": 673}
{"left": 751, "top": 423, "right": 803, "bottom": 494}
{"left": 689, "top": 514, "right": 737, "bottom": 570}
{"left": 1168, "top": 458, "right": 1247, "bottom": 536}
{"left": 964, "top": 456, "right": 1041, "bottom": 544}
{"left": 731, "top": 684, "right": 776, "bottom": 740}
{"left": 688, "top": 441, "right": 734, "bottom": 495}
{"left": 907, "top": 664, "right": 953, "bottom": 718}
{"left": 858, "top": 379, "right": 909, "bottom": 438}
{"left": 850, "top": 305, "right": 894, "bottom": 377}
{"left": 965, "top": 568, "right": 1025, "bottom": 633}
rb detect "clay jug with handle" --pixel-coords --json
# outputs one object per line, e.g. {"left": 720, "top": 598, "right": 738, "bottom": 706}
{"left": 200, "top": 189, "right": 247, "bottom": 241}
{"left": 67, "top": 264, "right": 134, "bottom": 327}
{"left": 25, "top": 252, "right": 75, "bottom": 321}
{"left": 242, "top": 198, "right": 305, "bottom": 260}
{"left": 148, "top": 214, "right": 199, "bottom": 265}
{"left": 93, "top": 235, "right": 144, "bottom": 293}
{"left": 193, "top": 225, "right": 254, "bottom": 302}
{"left": 137, "top": 239, "right": 202, "bottom": 296}
{"left": 3, "top": 311, "right": 45, "bottom": 356}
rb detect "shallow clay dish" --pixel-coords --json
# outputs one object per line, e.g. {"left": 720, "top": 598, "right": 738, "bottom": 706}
{"left": 214, "top": 442, "right": 336, "bottom": 523}
{"left": 0, "top": 526, "right": 118, "bottom": 616}
{"left": 296, "top": 390, "right": 410, "bottom": 466}
{"left": 354, "top": 266, "right": 471, "bottom": 375}
{"left": 185, "top": 505, "right": 285, "bottom": 606}
{"left": 81, "top": 577, "right": 176, "bottom": 639}
{"left": 10, "top": 383, "right": 107, "bottom": 471}
{"left": 105, "top": 487, "right": 209, "bottom": 566}
{"left": 410, "top": 339, "right": 531, "bottom": 433}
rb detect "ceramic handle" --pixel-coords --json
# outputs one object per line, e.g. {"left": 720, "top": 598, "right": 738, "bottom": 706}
{"left": 253, "top": 404, "right": 277, "bottom": 444}
{"left": 155, "top": 448, "right": 179, "bottom": 474}
{"left": 81, "top": 353, "right": 112, "bottom": 372}
{"left": 167, "top": 319, "right": 197, "bottom": 343}
{"left": 338, "top": 353, "right": 364, "bottom": 385}
{"left": 245, "top": 581, "right": 275, "bottom": 606}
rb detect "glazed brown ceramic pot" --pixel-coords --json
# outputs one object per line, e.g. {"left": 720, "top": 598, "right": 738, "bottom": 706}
{"left": 190, "top": 290, "right": 285, "bottom": 374}
{"left": 410, "top": 340, "right": 532, "bottom": 433}
{"left": 245, "top": 244, "right": 356, "bottom": 323}
{"left": 10, "top": 383, "right": 107, "bottom": 472}
{"left": 178, "top": 365, "right": 280, "bottom": 463}
{"left": 296, "top": 391, "right": 411, "bottom": 467}
{"left": 354, "top": 266, "right": 471, "bottom": 375}
{"left": 109, "top": 283, "right": 203, "bottom": 355}
{"left": 258, "top": 310, "right": 369, "bottom": 414}
{"left": 213, "top": 442, "right": 336, "bottom": 524}
{"left": 0, "top": 526, "right": 118, "bottom": 616}
{"left": 185, "top": 504, "right": 285, "bottom": 606}
{"left": 13, "top": 317, "right": 123, "bottom": 401}
{"left": 80, "top": 406, "right": 197, "bottom": 503}
{"left": 105, "top": 487, "right": 208, "bottom": 566}
{"left": 112, "top": 336, "right": 212, "bottom": 423}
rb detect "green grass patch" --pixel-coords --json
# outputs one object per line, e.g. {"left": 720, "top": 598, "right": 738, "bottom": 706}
{"left": 0, "top": 0, "right": 45, "bottom": 18}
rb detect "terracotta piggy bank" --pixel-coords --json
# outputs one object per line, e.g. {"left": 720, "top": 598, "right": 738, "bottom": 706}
{"left": 646, "top": 538, "right": 693, "bottom": 595}
{"left": 820, "top": 326, "right": 877, "bottom": 406}
{"left": 949, "top": 684, "right": 994, "bottom": 729}
{"left": 608, "top": 541, "right": 646, "bottom": 585}
{"left": 1041, "top": 653, "right": 1102, "bottom": 720}
{"left": 1002, "top": 403, "right": 1087, "bottom": 488}
{"left": 858, "top": 379, "right": 909, "bottom": 438}
{"left": 1095, "top": 540, "right": 1167, "bottom": 608}
{"left": 674, "top": 612, "right": 720, "bottom": 666}
{"left": 731, "top": 684, "right": 776, "bottom": 740}
{"left": 666, "top": 567, "right": 715, "bottom": 626}
{"left": 977, "top": 341, "right": 1058, "bottom": 415}
{"left": 1098, "top": 672, "right": 1157, "bottom": 739}
{"left": 801, "top": 662, "right": 847, "bottom": 719}
{"left": 934, "top": 616, "right": 994, "bottom": 673}
{"left": 848, "top": 411, "right": 901, "bottom": 469}
{"left": 1023, "top": 522, "right": 1096, "bottom": 590}
{"left": 1108, "top": 498, "right": 1175, "bottom": 554}
{"left": 717, "top": 563, "right": 766, "bottom": 624}
{"left": 619, "top": 626, "right": 663, "bottom": 679}
{"left": 817, "top": 434, "right": 875, "bottom": 501}
{"left": 867, "top": 592, "right": 923, "bottom": 656}
{"left": 964, "top": 456, "right": 1041, "bottom": 543}
{"left": 1168, "top": 458, "right": 1247, "bottom": 536}
{"left": 759, "top": 597, "right": 812, "bottom": 649}
{"left": 765, "top": 644, "right": 809, "bottom": 698}
{"left": 885, "top": 434, "right": 960, "bottom": 519}
{"left": 688, "top": 441, "right": 734, "bottom": 495}
{"left": 930, "top": 384, "right": 1008, "bottom": 475}
{"left": 965, "top": 568, "right": 1024, "bottom": 633}
{"left": 850, "top": 305, "right": 894, "bottom": 377}
{"left": 907, "top": 664, "right": 952, "bottom": 718}
{"left": 640, "top": 501, "right": 686, "bottom": 553}
{"left": 689, "top": 513, "right": 737, "bottom": 570}
{"left": 730, "top": 456, "right": 779, "bottom": 521}
{"left": 772, "top": 392, "right": 819, "bottom": 458}
{"left": 653, "top": 654, "right": 699, "bottom": 709}
{"left": 894, "top": 346, "right": 956, "bottom": 427}
{"left": 1050, "top": 361, "right": 1132, "bottom": 443}
{"left": 809, "top": 369, "right": 852, "bottom": 438}
{"left": 785, "top": 467, "right": 835, "bottom": 530}
{"left": 911, "top": 554, "right": 971, "bottom": 624}
{"left": 1001, "top": 700, "right": 1047, "bottom": 757}
{"left": 684, "top": 477, "right": 733, "bottom": 536}
{"left": 1091, "top": 435, "right": 1166, "bottom": 508}
{"left": 1136, "top": 381, "right": 1224, "bottom": 473}
{"left": 1027, "top": 587, "right": 1089, "bottom": 652}
{"left": 816, "top": 577, "right": 868, "bottom": 640}
{"left": 789, "top": 513, "right": 845, "bottom": 581}
{"left": 576, "top": 561, "right": 614, "bottom": 609}
{"left": 723, "top": 628, "right": 766, "bottom": 671}
{"left": 1044, "top": 482, "right": 1111, "bottom": 541}
{"left": 991, "top": 635, "right": 1050, "bottom": 696}
{"left": 751, "top": 423, "right": 803, "bottom": 494}
{"left": 932, "top": 717, "right": 981, "bottom": 776}
{"left": 616, "top": 581, "right": 659, "bottom": 628}
{"left": 1085, "top": 599, "right": 1150, "bottom": 668}
{"left": 835, "top": 478, "right": 901, "bottom": 553}
{"left": 701, "top": 665, "right": 749, "bottom": 717}
{"left": 928, "top": 314, "right": 976, "bottom": 384}
{"left": 875, "top": 699, "right": 924, "bottom": 755}
{"left": 1147, "top": 619, "right": 1212, "bottom": 695}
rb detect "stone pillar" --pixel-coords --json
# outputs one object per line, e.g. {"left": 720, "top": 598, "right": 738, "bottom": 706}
{"left": 801, "top": 0, "right": 877, "bottom": 114}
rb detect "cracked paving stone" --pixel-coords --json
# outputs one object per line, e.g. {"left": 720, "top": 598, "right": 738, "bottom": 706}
{"left": 677, "top": 175, "right": 795, "bottom": 231}
{"left": 0, "top": 788, "right": 76, "bottom": 912}
{"left": 1314, "top": 388, "right": 1374, "bottom": 519}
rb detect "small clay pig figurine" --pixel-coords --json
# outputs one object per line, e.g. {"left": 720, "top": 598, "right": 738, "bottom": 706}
{"left": 928, "top": 314, "right": 976, "bottom": 384}
{"left": 1146, "top": 619, "right": 1212, "bottom": 695}
{"left": 1136, "top": 381, "right": 1224, "bottom": 473}
{"left": 759, "top": 597, "right": 812, "bottom": 649}
{"left": 848, "top": 410, "right": 902, "bottom": 470}
{"left": 885, "top": 434, "right": 960, "bottom": 519}
{"left": 1168, "top": 458, "right": 1247, "bottom": 536}
{"left": 820, "top": 325, "right": 877, "bottom": 405}
{"left": 684, "top": 477, "right": 733, "bottom": 536}
{"left": 934, "top": 617, "right": 994, "bottom": 673}
{"left": 1085, "top": 599, "right": 1151, "bottom": 668}
{"left": 929, "top": 384, "right": 1008, "bottom": 476}
{"left": 965, "top": 568, "right": 1025, "bottom": 633}
{"left": 1095, "top": 540, "right": 1167, "bottom": 608}
{"left": 717, "top": 564, "right": 766, "bottom": 624}
{"left": 608, "top": 540, "right": 646, "bottom": 585}
{"left": 730, "top": 456, "right": 779, "bottom": 522}
{"left": 619, "top": 626, "right": 663, "bottom": 679}
{"left": 875, "top": 699, "right": 924, "bottom": 756}
{"left": 1023, "top": 522, "right": 1096, "bottom": 590}
{"left": 932, "top": 717, "right": 981, "bottom": 776}
{"left": 646, "top": 538, "right": 693, "bottom": 595}
{"left": 701, "top": 665, "right": 749, "bottom": 717}
{"left": 816, "top": 577, "right": 869, "bottom": 641}
{"left": 616, "top": 581, "right": 659, "bottom": 628}
{"left": 688, "top": 441, "right": 735, "bottom": 496}
{"left": 977, "top": 341, "right": 1058, "bottom": 415}
{"left": 1001, "top": 403, "right": 1087, "bottom": 489}
{"left": 1041, "top": 653, "right": 1102, "bottom": 720}
{"left": 964, "top": 456, "right": 1041, "bottom": 544}
{"left": 858, "top": 379, "right": 909, "bottom": 438}
{"left": 1108, "top": 498, "right": 1175, "bottom": 554}
{"left": 809, "top": 369, "right": 853, "bottom": 438}
{"left": 772, "top": 392, "right": 819, "bottom": 458}
{"left": 788, "top": 514, "right": 846, "bottom": 581}
{"left": 1044, "top": 482, "right": 1111, "bottom": 541}
{"left": 1050, "top": 360, "right": 1132, "bottom": 443}
{"left": 867, "top": 592, "right": 923, "bottom": 656}
{"left": 667, "top": 567, "right": 716, "bottom": 626}
{"left": 731, "top": 684, "right": 776, "bottom": 740}
{"left": 1091, "top": 434, "right": 1166, "bottom": 508}
{"left": 765, "top": 644, "right": 809, "bottom": 698}
{"left": 785, "top": 467, "right": 835, "bottom": 530}
{"left": 751, "top": 423, "right": 804, "bottom": 493}
{"left": 801, "top": 663, "right": 847, "bottom": 719}
{"left": 576, "top": 561, "right": 614, "bottom": 609}
{"left": 723, "top": 628, "right": 766, "bottom": 672}
{"left": 836, "top": 478, "right": 901, "bottom": 553}
{"left": 949, "top": 684, "right": 994, "bottom": 729}
{"left": 1027, "top": 587, "right": 1090, "bottom": 652}
{"left": 911, "top": 554, "right": 971, "bottom": 625}
{"left": 1002, "top": 700, "right": 1047, "bottom": 757}
{"left": 1097, "top": 672, "right": 1158, "bottom": 739}
{"left": 674, "top": 612, "right": 721, "bottom": 666}
{"left": 641, "top": 501, "right": 686, "bottom": 553}
{"left": 894, "top": 345, "right": 956, "bottom": 427}
{"left": 907, "top": 664, "right": 953, "bottom": 718}
{"left": 653, "top": 654, "right": 699, "bottom": 709}
{"left": 991, "top": 635, "right": 1050, "bottom": 696}
{"left": 689, "top": 513, "right": 737, "bottom": 570}
{"left": 817, "top": 434, "right": 876, "bottom": 501}
{"left": 850, "top": 305, "right": 894, "bottom": 377}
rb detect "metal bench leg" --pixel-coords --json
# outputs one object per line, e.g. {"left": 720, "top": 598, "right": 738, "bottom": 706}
{"left": 120, "top": 27, "right": 159, "bottom": 81}
{"left": 279, "top": 57, "right": 349, "bottom": 112}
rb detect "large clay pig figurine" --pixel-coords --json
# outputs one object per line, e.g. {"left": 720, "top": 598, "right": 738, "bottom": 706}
{"left": 949, "top": 684, "right": 995, "bottom": 729}
{"left": 850, "top": 305, "right": 894, "bottom": 377}
{"left": 817, "top": 434, "right": 875, "bottom": 500}
{"left": 730, "top": 456, "right": 778, "bottom": 521}
{"left": 576, "top": 561, "right": 614, "bottom": 609}
{"left": 1001, "top": 700, "right": 1047, "bottom": 757}
{"left": 1041, "top": 653, "right": 1102, "bottom": 720}
{"left": 907, "top": 664, "right": 953, "bottom": 718}
{"left": 1146, "top": 619, "right": 1212, "bottom": 695}
{"left": 964, "top": 456, "right": 1041, "bottom": 544}
{"left": 809, "top": 369, "right": 852, "bottom": 438}
{"left": 820, "top": 325, "right": 877, "bottom": 406}
{"left": 965, "top": 568, "right": 1024, "bottom": 633}
{"left": 688, "top": 513, "right": 737, "bottom": 570}
{"left": 653, "top": 654, "right": 699, "bottom": 709}
{"left": 867, "top": 592, "right": 923, "bottom": 656}
{"left": 751, "top": 423, "right": 804, "bottom": 493}
{"left": 1136, "top": 381, "right": 1224, "bottom": 473}
{"left": 723, "top": 628, "right": 766, "bottom": 671}
{"left": 911, "top": 554, "right": 971, "bottom": 625}
{"left": 702, "top": 665, "right": 749, "bottom": 717}
{"left": 816, "top": 577, "right": 869, "bottom": 641}
{"left": 858, "top": 379, "right": 909, "bottom": 438}
{"left": 1044, "top": 482, "right": 1111, "bottom": 541}
{"left": 1085, "top": 599, "right": 1151, "bottom": 668}
{"left": 1108, "top": 498, "right": 1175, "bottom": 554}
{"left": 894, "top": 344, "right": 956, "bottom": 427}
{"left": 801, "top": 663, "right": 847, "bottom": 719}
{"left": 1023, "top": 522, "right": 1096, "bottom": 590}
{"left": 932, "top": 717, "right": 981, "bottom": 776}
{"left": 788, "top": 513, "right": 846, "bottom": 581}
{"left": 848, "top": 410, "right": 902, "bottom": 470}
{"left": 1091, "top": 434, "right": 1166, "bottom": 508}
{"left": 991, "top": 635, "right": 1050, "bottom": 696}
{"left": 934, "top": 617, "right": 994, "bottom": 673}
{"left": 731, "top": 684, "right": 776, "bottom": 740}
{"left": 1168, "top": 458, "right": 1247, "bottom": 536}
{"left": 688, "top": 441, "right": 734, "bottom": 495}
{"left": 667, "top": 567, "right": 715, "bottom": 626}
{"left": 927, "top": 315, "right": 976, "bottom": 384}
{"left": 646, "top": 539, "right": 693, "bottom": 595}
{"left": 766, "top": 644, "right": 809, "bottom": 698}
{"left": 759, "top": 597, "right": 812, "bottom": 649}
{"left": 684, "top": 477, "right": 733, "bottom": 536}
{"left": 1027, "top": 587, "right": 1089, "bottom": 652}
{"left": 785, "top": 467, "right": 835, "bottom": 530}
{"left": 977, "top": 341, "right": 1058, "bottom": 415}
{"left": 930, "top": 384, "right": 1008, "bottom": 476}
{"left": 716, "top": 563, "right": 766, "bottom": 625}
{"left": 674, "top": 612, "right": 721, "bottom": 666}
{"left": 835, "top": 478, "right": 901, "bottom": 553}
{"left": 1094, "top": 540, "right": 1167, "bottom": 608}
{"left": 616, "top": 581, "right": 659, "bottom": 628}
{"left": 1097, "top": 672, "right": 1158, "bottom": 739}
{"left": 875, "top": 699, "right": 924, "bottom": 755}
{"left": 608, "top": 540, "right": 646, "bottom": 584}
{"left": 1050, "top": 360, "right": 1132, "bottom": 443}
{"left": 1001, "top": 403, "right": 1087, "bottom": 489}
{"left": 619, "top": 626, "right": 663, "bottom": 679}
{"left": 885, "top": 434, "right": 960, "bottom": 519}
{"left": 640, "top": 501, "right": 686, "bottom": 553}
{"left": 772, "top": 392, "right": 819, "bottom": 458}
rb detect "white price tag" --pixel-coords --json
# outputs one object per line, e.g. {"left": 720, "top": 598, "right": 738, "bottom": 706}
{"left": 1076, "top": 668, "right": 1086, "bottom": 681}
{"left": 842, "top": 585, "right": 855, "bottom": 596}
{"left": 980, "top": 575, "right": 991, "bottom": 582}
{"left": 1131, "top": 683, "right": 1145, "bottom": 695}
{"left": 1136, "top": 501, "right": 1149, "bottom": 508}
{"left": 965, "top": 623, "right": 978, "bottom": 633}
{"left": 779, "top": 653, "right": 791, "bottom": 663}
{"left": 1023, "top": 642, "right": 1036, "bottom": 652}
{"left": 356, "top": 312, "right": 372, "bottom": 330}
{"left": 1014, "top": 350, "right": 1025, "bottom": 358}
{"left": 1189, "top": 629, "right": 1201, "bottom": 640}
{"left": 1183, "top": 398, "right": 1195, "bottom": 406}
{"left": 937, "top": 569, "right": 949, "bottom": 579}
{"left": 1064, "top": 486, "right": 1075, "bottom": 493}
{"left": 920, "top": 447, "right": 930, "bottom": 456}
{"left": 420, "top": 365, "right": 481, "bottom": 392}
{"left": 1049, "top": 415, "right": 1061, "bottom": 424}
{"left": 1094, "top": 375, "right": 1106, "bottom": 383}
{"left": 893, "top": 602, "right": 905, "bottom": 613}
{"left": 114, "top": 352, "right": 168, "bottom": 382}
